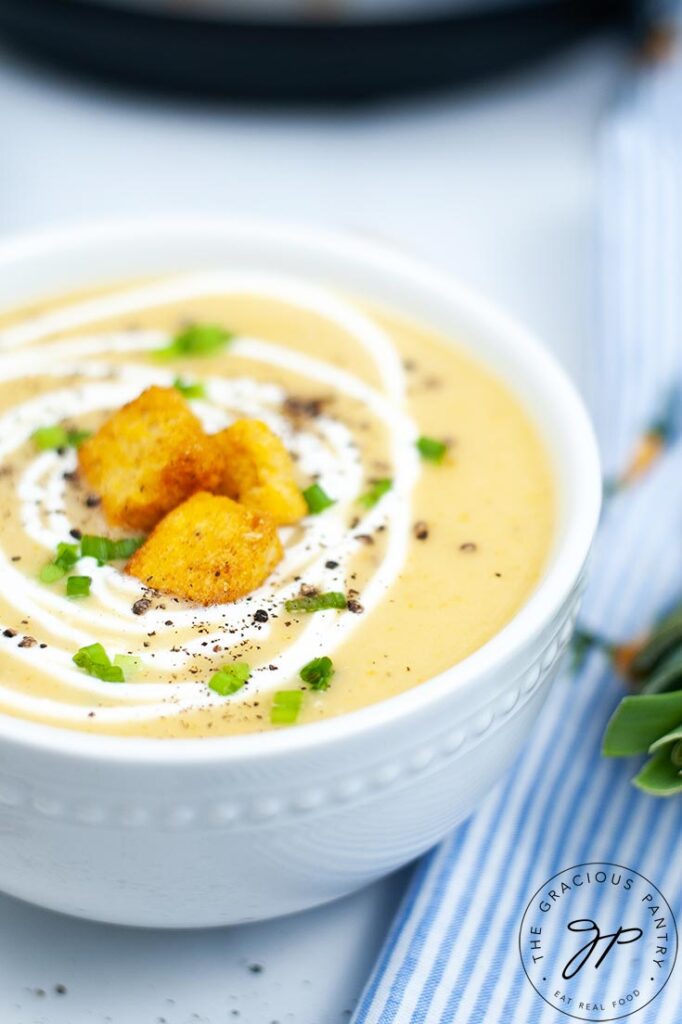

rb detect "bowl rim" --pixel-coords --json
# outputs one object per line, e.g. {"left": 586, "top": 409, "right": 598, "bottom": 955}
{"left": 0, "top": 217, "right": 602, "bottom": 765}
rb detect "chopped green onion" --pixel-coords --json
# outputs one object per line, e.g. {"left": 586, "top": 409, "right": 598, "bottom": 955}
{"left": 173, "top": 376, "right": 206, "bottom": 400}
{"left": 72, "top": 642, "right": 124, "bottom": 683}
{"left": 157, "top": 323, "right": 233, "bottom": 359}
{"left": 302, "top": 483, "right": 335, "bottom": 515}
{"left": 80, "top": 535, "right": 111, "bottom": 562}
{"left": 66, "top": 429, "right": 92, "bottom": 448}
{"left": 299, "top": 656, "right": 334, "bottom": 691}
{"left": 39, "top": 541, "right": 79, "bottom": 584}
{"left": 39, "top": 562, "right": 66, "bottom": 584}
{"left": 80, "top": 535, "right": 144, "bottom": 562}
{"left": 31, "top": 426, "right": 91, "bottom": 451}
{"left": 55, "top": 542, "right": 80, "bottom": 570}
{"left": 358, "top": 478, "right": 392, "bottom": 509}
{"left": 110, "top": 536, "right": 144, "bottom": 559}
{"left": 416, "top": 436, "right": 448, "bottom": 463}
{"left": 113, "top": 653, "right": 142, "bottom": 678}
{"left": 271, "top": 689, "right": 303, "bottom": 725}
{"left": 66, "top": 575, "right": 91, "bottom": 598}
{"left": 209, "top": 661, "right": 251, "bottom": 697}
{"left": 285, "top": 592, "right": 346, "bottom": 614}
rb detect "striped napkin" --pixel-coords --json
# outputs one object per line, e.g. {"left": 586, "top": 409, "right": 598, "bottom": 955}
{"left": 352, "top": 34, "right": 682, "bottom": 1024}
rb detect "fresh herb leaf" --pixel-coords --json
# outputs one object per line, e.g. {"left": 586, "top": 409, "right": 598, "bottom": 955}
{"left": 302, "top": 483, "right": 335, "bottom": 515}
{"left": 173, "top": 376, "right": 206, "bottom": 400}
{"left": 271, "top": 689, "right": 303, "bottom": 725}
{"left": 416, "top": 436, "right": 448, "bottom": 463}
{"left": 285, "top": 592, "right": 346, "bottom": 614}
{"left": 209, "top": 662, "right": 250, "bottom": 697}
{"left": 157, "top": 323, "right": 233, "bottom": 359}
{"left": 603, "top": 691, "right": 682, "bottom": 757}
{"left": 358, "top": 478, "right": 392, "bottom": 510}
{"left": 299, "top": 655, "right": 334, "bottom": 691}
{"left": 633, "top": 745, "right": 682, "bottom": 796}
{"left": 66, "top": 575, "right": 91, "bottom": 598}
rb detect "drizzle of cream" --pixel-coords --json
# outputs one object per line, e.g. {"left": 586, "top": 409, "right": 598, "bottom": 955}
{"left": 0, "top": 273, "right": 420, "bottom": 725}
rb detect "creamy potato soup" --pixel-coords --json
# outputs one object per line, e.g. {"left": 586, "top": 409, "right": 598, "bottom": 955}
{"left": 0, "top": 274, "right": 553, "bottom": 738}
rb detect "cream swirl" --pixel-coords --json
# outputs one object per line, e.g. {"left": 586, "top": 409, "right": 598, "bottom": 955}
{"left": 0, "top": 273, "right": 420, "bottom": 725}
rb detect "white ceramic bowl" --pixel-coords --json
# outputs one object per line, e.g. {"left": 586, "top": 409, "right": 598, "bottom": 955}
{"left": 0, "top": 220, "right": 600, "bottom": 927}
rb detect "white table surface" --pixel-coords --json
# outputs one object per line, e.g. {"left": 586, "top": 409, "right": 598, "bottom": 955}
{"left": 0, "top": 34, "right": 622, "bottom": 1024}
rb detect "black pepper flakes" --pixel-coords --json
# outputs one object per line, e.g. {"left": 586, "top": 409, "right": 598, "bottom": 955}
{"left": 18, "top": 636, "right": 36, "bottom": 648}
{"left": 2, "top": 629, "right": 16, "bottom": 638}
{"left": 85, "top": 494, "right": 101, "bottom": 508}
{"left": 254, "top": 609, "right": 269, "bottom": 624}
{"left": 414, "top": 521, "right": 429, "bottom": 541}
{"left": 347, "top": 599, "right": 364, "bottom": 614}
{"left": 69, "top": 528, "right": 82, "bottom": 540}
{"left": 460, "top": 542, "right": 477, "bottom": 552}
{"left": 132, "top": 598, "right": 152, "bottom": 616}
{"left": 325, "top": 560, "right": 339, "bottom": 570}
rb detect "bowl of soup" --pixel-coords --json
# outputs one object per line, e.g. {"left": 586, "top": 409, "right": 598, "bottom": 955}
{"left": 0, "top": 220, "right": 600, "bottom": 926}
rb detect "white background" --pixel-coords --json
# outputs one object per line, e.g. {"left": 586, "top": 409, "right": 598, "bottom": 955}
{"left": 0, "top": 33, "right": 621, "bottom": 1024}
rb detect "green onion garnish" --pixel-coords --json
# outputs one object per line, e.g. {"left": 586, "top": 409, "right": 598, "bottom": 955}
{"left": 109, "top": 536, "right": 144, "bottom": 559}
{"left": 157, "top": 323, "right": 233, "bottom": 359}
{"left": 66, "top": 575, "right": 91, "bottom": 598}
{"left": 31, "top": 426, "right": 91, "bottom": 451}
{"left": 271, "top": 689, "right": 303, "bottom": 725}
{"left": 39, "top": 563, "right": 67, "bottom": 584}
{"left": 39, "top": 541, "right": 80, "bottom": 583}
{"left": 285, "top": 592, "right": 346, "bottom": 614}
{"left": 302, "top": 483, "right": 335, "bottom": 515}
{"left": 80, "top": 535, "right": 111, "bottom": 563}
{"left": 80, "top": 535, "right": 144, "bottom": 563}
{"left": 72, "top": 642, "right": 124, "bottom": 683}
{"left": 113, "top": 653, "right": 141, "bottom": 678}
{"left": 299, "top": 656, "right": 334, "bottom": 691}
{"left": 416, "top": 436, "right": 448, "bottom": 463}
{"left": 209, "top": 662, "right": 250, "bottom": 697}
{"left": 173, "top": 376, "right": 206, "bottom": 400}
{"left": 358, "top": 478, "right": 392, "bottom": 509}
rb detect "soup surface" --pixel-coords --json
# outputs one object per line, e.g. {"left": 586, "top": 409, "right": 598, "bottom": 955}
{"left": 0, "top": 273, "right": 554, "bottom": 738}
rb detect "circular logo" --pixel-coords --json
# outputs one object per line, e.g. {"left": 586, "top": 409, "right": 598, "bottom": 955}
{"left": 519, "top": 863, "right": 677, "bottom": 1021}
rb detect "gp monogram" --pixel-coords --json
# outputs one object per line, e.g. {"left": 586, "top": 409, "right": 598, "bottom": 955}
{"left": 519, "top": 863, "right": 677, "bottom": 1022}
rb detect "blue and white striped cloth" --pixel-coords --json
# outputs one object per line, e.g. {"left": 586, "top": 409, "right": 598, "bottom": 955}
{"left": 352, "top": 40, "right": 682, "bottom": 1024}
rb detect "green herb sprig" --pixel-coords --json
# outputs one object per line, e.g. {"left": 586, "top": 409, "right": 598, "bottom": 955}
{"left": 600, "top": 600, "right": 682, "bottom": 795}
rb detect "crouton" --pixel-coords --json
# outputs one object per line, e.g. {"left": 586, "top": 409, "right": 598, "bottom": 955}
{"left": 79, "top": 387, "right": 222, "bottom": 532}
{"left": 126, "top": 491, "right": 283, "bottom": 604}
{"left": 212, "top": 419, "right": 306, "bottom": 525}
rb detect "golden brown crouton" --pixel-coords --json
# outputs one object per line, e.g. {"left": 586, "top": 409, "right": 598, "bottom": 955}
{"left": 212, "top": 419, "right": 306, "bottom": 526}
{"left": 79, "top": 387, "right": 222, "bottom": 531}
{"left": 126, "top": 491, "right": 283, "bottom": 604}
